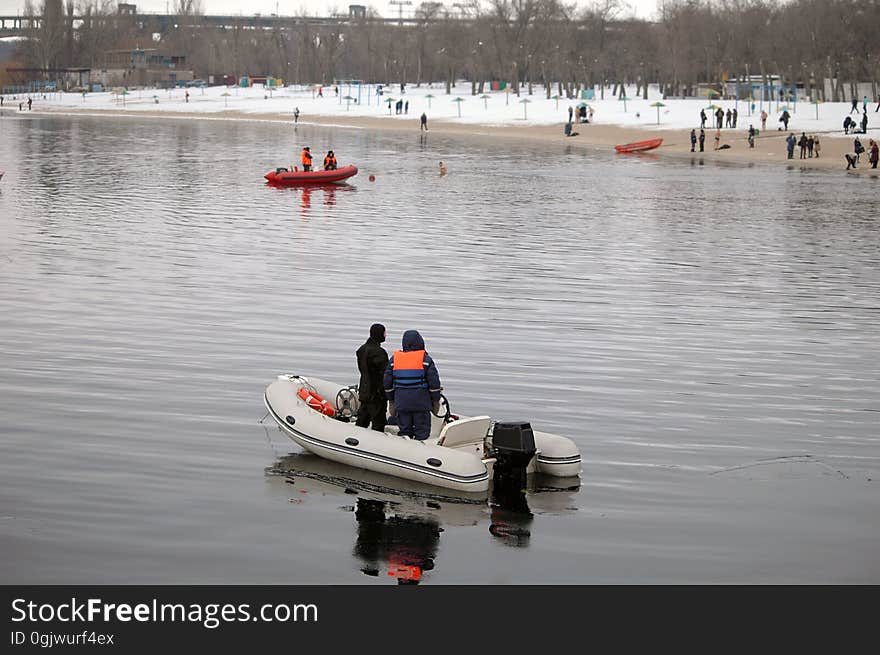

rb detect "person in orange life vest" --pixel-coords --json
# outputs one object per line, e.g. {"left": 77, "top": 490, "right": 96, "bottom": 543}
{"left": 355, "top": 323, "right": 388, "bottom": 432}
{"left": 301, "top": 146, "right": 313, "bottom": 171}
{"left": 383, "top": 330, "right": 442, "bottom": 441}
{"left": 323, "top": 150, "right": 337, "bottom": 170}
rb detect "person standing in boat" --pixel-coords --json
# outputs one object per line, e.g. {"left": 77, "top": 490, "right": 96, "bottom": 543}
{"left": 356, "top": 323, "right": 389, "bottom": 432}
{"left": 384, "top": 330, "right": 443, "bottom": 441}
{"left": 301, "top": 146, "right": 313, "bottom": 172}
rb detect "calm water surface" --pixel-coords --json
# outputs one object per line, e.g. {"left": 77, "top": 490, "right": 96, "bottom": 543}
{"left": 1, "top": 112, "right": 878, "bottom": 583}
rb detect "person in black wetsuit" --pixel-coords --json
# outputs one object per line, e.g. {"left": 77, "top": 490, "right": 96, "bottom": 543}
{"left": 355, "top": 323, "right": 389, "bottom": 432}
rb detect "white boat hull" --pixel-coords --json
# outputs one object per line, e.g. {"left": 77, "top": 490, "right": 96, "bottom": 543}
{"left": 264, "top": 375, "right": 581, "bottom": 493}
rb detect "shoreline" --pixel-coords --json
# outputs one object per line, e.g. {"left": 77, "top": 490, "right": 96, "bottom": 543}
{"left": 8, "top": 105, "right": 880, "bottom": 176}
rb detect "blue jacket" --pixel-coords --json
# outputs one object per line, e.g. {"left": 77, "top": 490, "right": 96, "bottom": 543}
{"left": 383, "top": 330, "right": 442, "bottom": 412}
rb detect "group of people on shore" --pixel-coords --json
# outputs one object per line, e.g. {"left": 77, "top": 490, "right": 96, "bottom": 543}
{"left": 355, "top": 324, "right": 443, "bottom": 441}
{"left": 784, "top": 132, "right": 822, "bottom": 159}
{"left": 845, "top": 136, "right": 879, "bottom": 170}
{"left": 1, "top": 96, "right": 33, "bottom": 111}
{"left": 700, "top": 106, "right": 739, "bottom": 129}
{"left": 843, "top": 112, "right": 869, "bottom": 135}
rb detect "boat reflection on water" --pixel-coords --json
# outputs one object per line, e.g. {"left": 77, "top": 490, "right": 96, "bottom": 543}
{"left": 266, "top": 181, "right": 356, "bottom": 211}
{"left": 267, "top": 452, "right": 580, "bottom": 583}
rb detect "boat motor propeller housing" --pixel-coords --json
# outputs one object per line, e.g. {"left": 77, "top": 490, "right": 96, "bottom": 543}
{"left": 491, "top": 421, "right": 537, "bottom": 487}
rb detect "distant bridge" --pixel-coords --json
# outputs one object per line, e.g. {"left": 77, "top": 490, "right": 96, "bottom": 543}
{"left": 0, "top": 11, "right": 463, "bottom": 38}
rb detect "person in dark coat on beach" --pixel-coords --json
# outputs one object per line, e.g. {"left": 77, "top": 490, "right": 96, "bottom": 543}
{"left": 786, "top": 133, "right": 796, "bottom": 159}
{"left": 798, "top": 132, "right": 808, "bottom": 159}
{"left": 843, "top": 116, "right": 853, "bottom": 134}
{"left": 851, "top": 97, "right": 859, "bottom": 114}
{"left": 715, "top": 107, "right": 724, "bottom": 128}
{"left": 732, "top": 107, "right": 738, "bottom": 128}
{"left": 860, "top": 112, "right": 868, "bottom": 134}
{"left": 700, "top": 109, "right": 707, "bottom": 128}
{"left": 780, "top": 109, "right": 790, "bottom": 131}
{"left": 869, "top": 139, "right": 879, "bottom": 168}
{"left": 854, "top": 136, "right": 864, "bottom": 162}
{"left": 698, "top": 128, "right": 705, "bottom": 152}
{"left": 356, "top": 324, "right": 389, "bottom": 432}
{"left": 690, "top": 129, "right": 697, "bottom": 152}
{"left": 383, "top": 330, "right": 442, "bottom": 441}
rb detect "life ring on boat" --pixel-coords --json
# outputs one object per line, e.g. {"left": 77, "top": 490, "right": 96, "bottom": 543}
{"left": 297, "top": 387, "right": 336, "bottom": 417}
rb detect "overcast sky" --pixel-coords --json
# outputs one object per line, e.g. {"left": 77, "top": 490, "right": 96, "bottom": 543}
{"left": 0, "top": 1, "right": 659, "bottom": 21}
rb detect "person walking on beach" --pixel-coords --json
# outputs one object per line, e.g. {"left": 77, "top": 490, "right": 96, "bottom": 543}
{"left": 807, "top": 135, "right": 814, "bottom": 158}
{"left": 568, "top": 105, "right": 573, "bottom": 123}
{"left": 383, "top": 330, "right": 443, "bottom": 442}
{"left": 294, "top": 107, "right": 300, "bottom": 124}
{"left": 185, "top": 90, "right": 189, "bottom": 103}
{"left": 404, "top": 100, "right": 409, "bottom": 115}
{"left": 760, "top": 109, "right": 768, "bottom": 130}
{"left": 860, "top": 112, "right": 868, "bottom": 134}
{"left": 863, "top": 96, "right": 868, "bottom": 113}
{"left": 854, "top": 136, "right": 864, "bottom": 162}
{"left": 869, "top": 139, "right": 879, "bottom": 169}
{"left": 690, "top": 129, "right": 697, "bottom": 152}
{"left": 732, "top": 107, "right": 738, "bottom": 128}
{"left": 780, "top": 109, "right": 790, "bottom": 131}
{"left": 301, "top": 146, "right": 313, "bottom": 171}
{"left": 714, "top": 128, "right": 721, "bottom": 150}
{"left": 851, "top": 97, "right": 859, "bottom": 114}
{"left": 725, "top": 109, "right": 731, "bottom": 127}
{"left": 814, "top": 135, "right": 820, "bottom": 158}
{"left": 355, "top": 323, "right": 389, "bottom": 433}
{"left": 27, "top": 97, "right": 32, "bottom": 110}
{"left": 420, "top": 112, "right": 428, "bottom": 131}
{"left": 700, "top": 109, "right": 707, "bottom": 129}
{"left": 786, "top": 133, "right": 796, "bottom": 159}
{"left": 698, "top": 128, "right": 705, "bottom": 152}
{"left": 798, "top": 132, "right": 807, "bottom": 159}
{"left": 748, "top": 124, "right": 756, "bottom": 148}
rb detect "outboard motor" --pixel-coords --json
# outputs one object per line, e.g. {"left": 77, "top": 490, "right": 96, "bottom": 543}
{"left": 490, "top": 421, "right": 537, "bottom": 490}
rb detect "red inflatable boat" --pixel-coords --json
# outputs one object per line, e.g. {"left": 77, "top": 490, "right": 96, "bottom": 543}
{"left": 265, "top": 165, "right": 358, "bottom": 185}
{"left": 614, "top": 138, "right": 663, "bottom": 154}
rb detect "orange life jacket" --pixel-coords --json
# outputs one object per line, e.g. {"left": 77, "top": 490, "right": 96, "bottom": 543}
{"left": 392, "top": 350, "right": 427, "bottom": 389}
{"left": 301, "top": 149, "right": 312, "bottom": 166}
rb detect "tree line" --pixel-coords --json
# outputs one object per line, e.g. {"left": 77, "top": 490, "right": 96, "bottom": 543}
{"left": 11, "top": 0, "right": 880, "bottom": 102}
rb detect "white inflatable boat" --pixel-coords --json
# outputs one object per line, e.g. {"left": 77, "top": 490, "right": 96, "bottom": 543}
{"left": 264, "top": 374, "right": 582, "bottom": 493}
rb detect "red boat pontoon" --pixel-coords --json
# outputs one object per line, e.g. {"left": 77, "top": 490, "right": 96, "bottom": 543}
{"left": 265, "top": 165, "right": 358, "bottom": 185}
{"left": 614, "top": 138, "right": 663, "bottom": 154}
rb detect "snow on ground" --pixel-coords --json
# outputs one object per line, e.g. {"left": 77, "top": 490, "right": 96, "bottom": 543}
{"left": 10, "top": 82, "right": 874, "bottom": 139}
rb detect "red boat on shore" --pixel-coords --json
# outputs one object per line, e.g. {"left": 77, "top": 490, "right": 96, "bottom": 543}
{"left": 265, "top": 165, "right": 358, "bottom": 185}
{"left": 614, "top": 138, "right": 663, "bottom": 154}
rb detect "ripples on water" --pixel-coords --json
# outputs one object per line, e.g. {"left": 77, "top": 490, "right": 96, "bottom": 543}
{"left": 0, "top": 113, "right": 878, "bottom": 583}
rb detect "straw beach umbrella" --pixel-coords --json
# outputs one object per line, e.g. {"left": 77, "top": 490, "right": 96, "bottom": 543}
{"left": 519, "top": 97, "right": 531, "bottom": 119}
{"left": 551, "top": 94, "right": 560, "bottom": 110}
{"left": 221, "top": 91, "right": 231, "bottom": 107}
{"left": 618, "top": 93, "right": 629, "bottom": 112}
{"left": 385, "top": 97, "right": 396, "bottom": 115}
{"left": 452, "top": 97, "right": 465, "bottom": 117}
{"left": 480, "top": 94, "right": 490, "bottom": 110}
{"left": 650, "top": 101, "right": 666, "bottom": 125}
{"left": 343, "top": 95, "right": 355, "bottom": 110}
{"left": 425, "top": 93, "right": 435, "bottom": 109}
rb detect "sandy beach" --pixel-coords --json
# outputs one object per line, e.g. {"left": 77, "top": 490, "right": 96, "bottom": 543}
{"left": 5, "top": 82, "right": 879, "bottom": 176}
